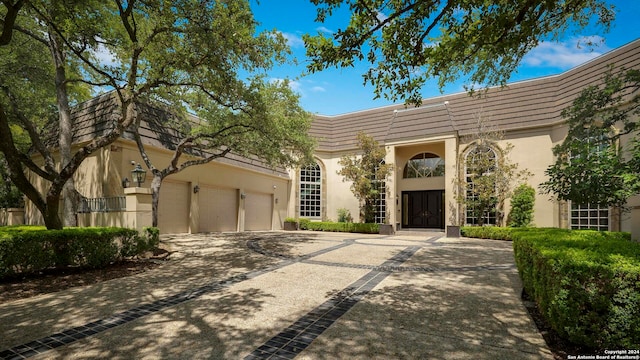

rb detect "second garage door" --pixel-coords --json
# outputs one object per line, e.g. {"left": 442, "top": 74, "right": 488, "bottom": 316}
{"left": 244, "top": 192, "right": 272, "bottom": 231}
{"left": 200, "top": 186, "right": 238, "bottom": 232}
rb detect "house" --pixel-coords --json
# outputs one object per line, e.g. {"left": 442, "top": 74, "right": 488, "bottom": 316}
{"left": 24, "top": 39, "right": 640, "bottom": 237}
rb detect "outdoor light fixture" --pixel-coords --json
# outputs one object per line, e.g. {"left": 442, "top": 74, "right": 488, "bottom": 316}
{"left": 131, "top": 163, "right": 147, "bottom": 187}
{"left": 193, "top": 185, "right": 200, "bottom": 194}
{"left": 121, "top": 177, "right": 130, "bottom": 188}
{"left": 240, "top": 193, "right": 246, "bottom": 199}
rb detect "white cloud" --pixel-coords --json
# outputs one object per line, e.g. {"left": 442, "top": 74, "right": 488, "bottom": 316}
{"left": 310, "top": 86, "right": 326, "bottom": 92}
{"left": 92, "top": 42, "right": 119, "bottom": 67}
{"left": 270, "top": 78, "right": 302, "bottom": 93}
{"left": 523, "top": 36, "right": 609, "bottom": 69}
{"left": 278, "top": 31, "right": 304, "bottom": 48}
{"left": 316, "top": 26, "right": 334, "bottom": 34}
{"left": 375, "top": 10, "right": 388, "bottom": 23}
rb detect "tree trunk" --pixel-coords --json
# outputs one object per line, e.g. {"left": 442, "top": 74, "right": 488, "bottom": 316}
{"left": 49, "top": 25, "right": 77, "bottom": 227}
{"left": 44, "top": 193, "right": 63, "bottom": 230}
{"left": 150, "top": 174, "right": 163, "bottom": 227}
{"left": 0, "top": 104, "right": 51, "bottom": 223}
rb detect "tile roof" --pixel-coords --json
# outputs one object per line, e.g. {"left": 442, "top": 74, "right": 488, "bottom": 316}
{"left": 311, "top": 38, "right": 640, "bottom": 151}
{"left": 48, "top": 93, "right": 289, "bottom": 178}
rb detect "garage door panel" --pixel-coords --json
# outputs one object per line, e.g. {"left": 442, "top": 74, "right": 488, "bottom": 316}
{"left": 245, "top": 192, "right": 272, "bottom": 231}
{"left": 158, "top": 181, "right": 189, "bottom": 234}
{"left": 200, "top": 186, "right": 238, "bottom": 232}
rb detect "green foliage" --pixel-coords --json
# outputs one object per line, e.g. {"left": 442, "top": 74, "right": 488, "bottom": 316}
{"left": 0, "top": 226, "right": 159, "bottom": 279}
{"left": 298, "top": 218, "right": 311, "bottom": 230}
{"left": 337, "top": 208, "right": 353, "bottom": 223}
{"left": 0, "top": 158, "right": 22, "bottom": 208}
{"left": 304, "top": 0, "right": 614, "bottom": 105}
{"left": 284, "top": 217, "right": 298, "bottom": 223}
{"left": 508, "top": 184, "right": 536, "bottom": 227}
{"left": 460, "top": 226, "right": 514, "bottom": 241}
{"left": 301, "top": 221, "right": 379, "bottom": 234}
{"left": 338, "top": 132, "right": 392, "bottom": 223}
{"left": 542, "top": 67, "right": 640, "bottom": 208}
{"left": 507, "top": 228, "right": 639, "bottom": 350}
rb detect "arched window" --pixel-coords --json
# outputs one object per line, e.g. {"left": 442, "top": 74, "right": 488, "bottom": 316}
{"left": 464, "top": 144, "right": 497, "bottom": 226}
{"left": 403, "top": 153, "right": 445, "bottom": 178}
{"left": 299, "top": 163, "right": 321, "bottom": 218}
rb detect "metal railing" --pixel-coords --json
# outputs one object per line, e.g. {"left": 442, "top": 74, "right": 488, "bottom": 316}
{"left": 78, "top": 196, "right": 126, "bottom": 213}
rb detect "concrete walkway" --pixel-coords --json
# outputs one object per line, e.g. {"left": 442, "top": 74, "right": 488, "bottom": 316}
{"left": 0, "top": 231, "right": 552, "bottom": 359}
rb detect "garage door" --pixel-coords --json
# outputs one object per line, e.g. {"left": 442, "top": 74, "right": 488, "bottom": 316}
{"left": 158, "top": 181, "right": 190, "bottom": 234}
{"left": 200, "top": 186, "right": 238, "bottom": 232}
{"left": 244, "top": 192, "right": 272, "bottom": 231}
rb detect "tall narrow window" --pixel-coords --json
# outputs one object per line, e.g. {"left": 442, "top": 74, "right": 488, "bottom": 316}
{"left": 299, "top": 163, "right": 321, "bottom": 218}
{"left": 373, "top": 174, "right": 387, "bottom": 224}
{"left": 464, "top": 145, "right": 497, "bottom": 226}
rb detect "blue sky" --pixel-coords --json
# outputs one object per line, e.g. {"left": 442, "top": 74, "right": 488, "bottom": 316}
{"left": 251, "top": 0, "right": 640, "bottom": 116}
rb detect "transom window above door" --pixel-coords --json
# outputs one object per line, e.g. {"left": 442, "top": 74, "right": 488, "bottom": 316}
{"left": 403, "top": 153, "right": 445, "bottom": 178}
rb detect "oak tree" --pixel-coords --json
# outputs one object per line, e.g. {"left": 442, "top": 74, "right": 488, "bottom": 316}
{"left": 1, "top": 0, "right": 312, "bottom": 230}
{"left": 304, "top": 0, "right": 615, "bottom": 105}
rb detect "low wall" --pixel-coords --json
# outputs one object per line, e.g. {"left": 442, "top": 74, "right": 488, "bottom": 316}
{"left": 77, "top": 212, "right": 127, "bottom": 228}
{"left": 0, "top": 208, "right": 24, "bottom": 226}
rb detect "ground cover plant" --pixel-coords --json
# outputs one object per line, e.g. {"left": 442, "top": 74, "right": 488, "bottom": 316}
{"left": 0, "top": 226, "right": 159, "bottom": 280}
{"left": 463, "top": 226, "right": 639, "bottom": 350}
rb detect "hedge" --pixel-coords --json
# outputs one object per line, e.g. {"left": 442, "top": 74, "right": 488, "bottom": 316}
{"left": 298, "top": 219, "right": 379, "bottom": 234}
{"left": 0, "top": 226, "right": 160, "bottom": 280}
{"left": 465, "top": 226, "right": 639, "bottom": 349}
{"left": 460, "top": 226, "right": 515, "bottom": 240}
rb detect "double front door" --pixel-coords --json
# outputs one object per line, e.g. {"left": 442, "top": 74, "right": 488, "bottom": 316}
{"left": 402, "top": 190, "right": 444, "bottom": 229}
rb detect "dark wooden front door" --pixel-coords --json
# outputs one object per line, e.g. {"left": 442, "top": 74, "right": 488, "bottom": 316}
{"left": 402, "top": 190, "right": 444, "bottom": 229}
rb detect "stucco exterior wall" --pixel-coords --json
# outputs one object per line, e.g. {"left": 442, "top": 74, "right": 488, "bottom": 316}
{"left": 502, "top": 127, "right": 557, "bottom": 228}
{"left": 26, "top": 139, "right": 291, "bottom": 233}
{"left": 317, "top": 151, "right": 360, "bottom": 222}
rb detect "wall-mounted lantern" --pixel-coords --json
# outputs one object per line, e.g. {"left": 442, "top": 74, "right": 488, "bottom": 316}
{"left": 121, "top": 177, "right": 130, "bottom": 188}
{"left": 240, "top": 193, "right": 246, "bottom": 200}
{"left": 131, "top": 163, "right": 147, "bottom": 187}
{"left": 193, "top": 185, "right": 200, "bottom": 194}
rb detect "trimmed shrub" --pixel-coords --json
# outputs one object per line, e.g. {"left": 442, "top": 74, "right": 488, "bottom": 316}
{"left": 508, "top": 184, "right": 535, "bottom": 227}
{"left": 511, "top": 228, "right": 639, "bottom": 350}
{"left": 302, "top": 221, "right": 379, "bottom": 234}
{"left": 0, "top": 226, "right": 160, "bottom": 279}
{"left": 462, "top": 226, "right": 639, "bottom": 348}
{"left": 298, "top": 218, "right": 311, "bottom": 230}
{"left": 461, "top": 226, "right": 514, "bottom": 240}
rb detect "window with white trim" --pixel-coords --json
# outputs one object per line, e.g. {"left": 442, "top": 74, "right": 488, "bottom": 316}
{"left": 403, "top": 152, "right": 445, "bottom": 178}
{"left": 464, "top": 145, "right": 497, "bottom": 226}
{"left": 299, "top": 163, "right": 321, "bottom": 218}
{"left": 567, "top": 133, "right": 611, "bottom": 231}
{"left": 373, "top": 176, "right": 387, "bottom": 224}
{"left": 570, "top": 203, "right": 609, "bottom": 231}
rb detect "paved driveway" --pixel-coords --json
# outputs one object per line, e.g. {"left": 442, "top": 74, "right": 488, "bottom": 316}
{"left": 0, "top": 231, "right": 552, "bottom": 359}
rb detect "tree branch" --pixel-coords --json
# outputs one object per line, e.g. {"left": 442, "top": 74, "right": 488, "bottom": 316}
{"left": 0, "top": 85, "right": 57, "bottom": 177}
{"left": 0, "top": 0, "right": 24, "bottom": 45}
